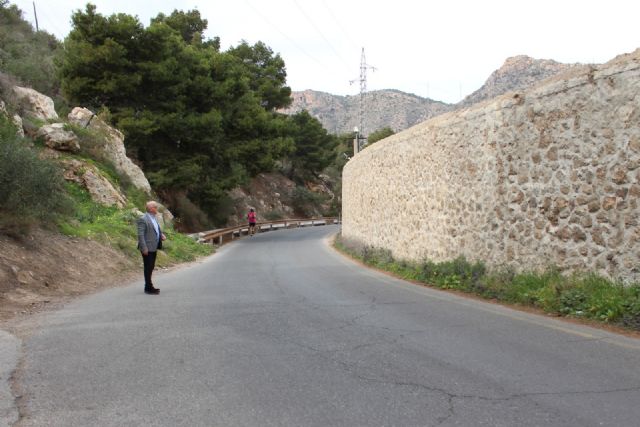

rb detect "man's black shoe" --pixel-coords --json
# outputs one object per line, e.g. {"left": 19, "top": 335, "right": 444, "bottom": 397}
{"left": 144, "top": 288, "right": 160, "bottom": 295}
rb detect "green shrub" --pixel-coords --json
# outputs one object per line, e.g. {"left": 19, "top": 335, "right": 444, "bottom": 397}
{"left": 622, "top": 286, "right": 640, "bottom": 329}
{"left": 0, "top": 3, "right": 61, "bottom": 96}
{"left": 59, "top": 182, "right": 212, "bottom": 263}
{"left": 291, "top": 186, "right": 327, "bottom": 217}
{"left": 53, "top": 95, "right": 71, "bottom": 119}
{"left": 558, "top": 287, "right": 589, "bottom": 315}
{"left": 123, "top": 184, "right": 149, "bottom": 212}
{"left": 569, "top": 275, "right": 627, "bottom": 322}
{"left": 0, "top": 115, "right": 71, "bottom": 234}
{"left": 416, "top": 256, "right": 485, "bottom": 291}
{"left": 69, "top": 124, "right": 108, "bottom": 161}
{"left": 481, "top": 268, "right": 561, "bottom": 305}
{"left": 362, "top": 246, "right": 394, "bottom": 266}
{"left": 157, "top": 229, "right": 212, "bottom": 264}
{"left": 264, "top": 210, "right": 285, "bottom": 220}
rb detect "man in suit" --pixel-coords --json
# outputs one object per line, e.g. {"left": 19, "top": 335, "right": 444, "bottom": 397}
{"left": 137, "top": 201, "right": 167, "bottom": 295}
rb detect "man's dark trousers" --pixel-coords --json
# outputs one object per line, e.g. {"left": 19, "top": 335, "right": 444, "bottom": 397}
{"left": 142, "top": 251, "right": 158, "bottom": 290}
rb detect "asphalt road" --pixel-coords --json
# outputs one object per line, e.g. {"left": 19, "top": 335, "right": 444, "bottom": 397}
{"left": 12, "top": 225, "right": 640, "bottom": 426}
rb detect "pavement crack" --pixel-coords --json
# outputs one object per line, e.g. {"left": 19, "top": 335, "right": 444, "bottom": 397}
{"left": 434, "top": 395, "right": 455, "bottom": 427}
{"left": 343, "top": 336, "right": 403, "bottom": 353}
{"left": 356, "top": 322, "right": 427, "bottom": 334}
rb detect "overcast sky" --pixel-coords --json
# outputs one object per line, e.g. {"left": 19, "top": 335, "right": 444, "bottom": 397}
{"left": 12, "top": 0, "right": 640, "bottom": 104}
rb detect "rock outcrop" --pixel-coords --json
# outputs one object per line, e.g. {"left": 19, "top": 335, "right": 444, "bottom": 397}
{"left": 5, "top": 87, "right": 156, "bottom": 210}
{"left": 12, "top": 86, "right": 58, "bottom": 121}
{"left": 342, "top": 49, "right": 640, "bottom": 282}
{"left": 458, "top": 55, "right": 579, "bottom": 108}
{"left": 12, "top": 114, "right": 23, "bottom": 137}
{"left": 36, "top": 123, "right": 80, "bottom": 152}
{"left": 61, "top": 158, "right": 127, "bottom": 208}
{"left": 68, "top": 107, "right": 152, "bottom": 194}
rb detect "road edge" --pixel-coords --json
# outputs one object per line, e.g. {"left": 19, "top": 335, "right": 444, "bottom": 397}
{"left": 0, "top": 329, "right": 20, "bottom": 426}
{"left": 325, "top": 231, "right": 640, "bottom": 345}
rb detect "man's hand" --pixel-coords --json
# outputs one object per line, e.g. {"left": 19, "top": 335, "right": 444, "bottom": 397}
{"left": 142, "top": 249, "right": 149, "bottom": 256}
{"left": 161, "top": 233, "right": 167, "bottom": 241}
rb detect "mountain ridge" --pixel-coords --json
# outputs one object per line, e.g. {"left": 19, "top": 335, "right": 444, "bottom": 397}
{"left": 280, "top": 88, "right": 453, "bottom": 135}
{"left": 458, "top": 55, "right": 580, "bottom": 107}
{"left": 283, "top": 55, "right": 583, "bottom": 135}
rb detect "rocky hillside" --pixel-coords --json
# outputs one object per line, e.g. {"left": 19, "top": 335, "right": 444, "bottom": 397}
{"left": 280, "top": 89, "right": 453, "bottom": 135}
{"left": 282, "top": 56, "right": 580, "bottom": 135}
{"left": 0, "top": 85, "right": 198, "bottom": 321}
{"left": 458, "top": 55, "right": 579, "bottom": 107}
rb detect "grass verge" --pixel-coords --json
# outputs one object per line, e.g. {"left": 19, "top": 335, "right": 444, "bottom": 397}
{"left": 334, "top": 235, "right": 640, "bottom": 332}
{"left": 58, "top": 183, "right": 213, "bottom": 267}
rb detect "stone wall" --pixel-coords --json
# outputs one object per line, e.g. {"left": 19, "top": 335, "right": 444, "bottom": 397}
{"left": 342, "top": 50, "right": 640, "bottom": 282}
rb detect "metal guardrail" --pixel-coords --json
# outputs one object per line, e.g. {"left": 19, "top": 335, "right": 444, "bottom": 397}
{"left": 197, "top": 217, "right": 340, "bottom": 245}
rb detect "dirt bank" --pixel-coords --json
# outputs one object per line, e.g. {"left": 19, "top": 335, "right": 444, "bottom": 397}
{"left": 0, "top": 229, "right": 137, "bottom": 325}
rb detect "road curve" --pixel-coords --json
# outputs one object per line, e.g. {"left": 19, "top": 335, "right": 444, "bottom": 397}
{"left": 14, "top": 225, "right": 640, "bottom": 426}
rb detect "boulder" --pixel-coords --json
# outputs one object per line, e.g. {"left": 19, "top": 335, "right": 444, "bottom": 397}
{"left": 12, "top": 114, "right": 24, "bottom": 137}
{"left": 67, "top": 107, "right": 94, "bottom": 128}
{"left": 37, "top": 148, "right": 61, "bottom": 160}
{"left": 156, "top": 203, "right": 174, "bottom": 229}
{"left": 36, "top": 123, "right": 80, "bottom": 152}
{"left": 13, "top": 86, "right": 58, "bottom": 121}
{"left": 61, "top": 159, "right": 127, "bottom": 208}
{"left": 68, "top": 107, "right": 152, "bottom": 194}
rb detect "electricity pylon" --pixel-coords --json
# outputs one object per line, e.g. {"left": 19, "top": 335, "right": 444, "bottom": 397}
{"left": 350, "top": 48, "right": 375, "bottom": 152}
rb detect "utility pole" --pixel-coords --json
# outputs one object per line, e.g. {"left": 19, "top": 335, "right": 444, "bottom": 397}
{"left": 32, "top": 2, "right": 39, "bottom": 31}
{"left": 353, "top": 127, "right": 359, "bottom": 156}
{"left": 350, "top": 47, "right": 375, "bottom": 154}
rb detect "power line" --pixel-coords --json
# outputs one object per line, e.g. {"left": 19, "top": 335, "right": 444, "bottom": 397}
{"left": 292, "top": 0, "right": 351, "bottom": 72}
{"left": 320, "top": 0, "right": 359, "bottom": 52}
{"left": 244, "top": 0, "right": 326, "bottom": 68}
{"left": 34, "top": 1, "right": 66, "bottom": 38}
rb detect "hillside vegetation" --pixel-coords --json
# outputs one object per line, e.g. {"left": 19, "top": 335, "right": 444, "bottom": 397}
{"left": 57, "top": 5, "right": 343, "bottom": 229}
{"left": 0, "top": 0, "right": 60, "bottom": 96}
{"left": 0, "top": 97, "right": 214, "bottom": 319}
{"left": 0, "top": 3, "right": 218, "bottom": 318}
{"left": 2, "top": 1, "right": 346, "bottom": 230}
